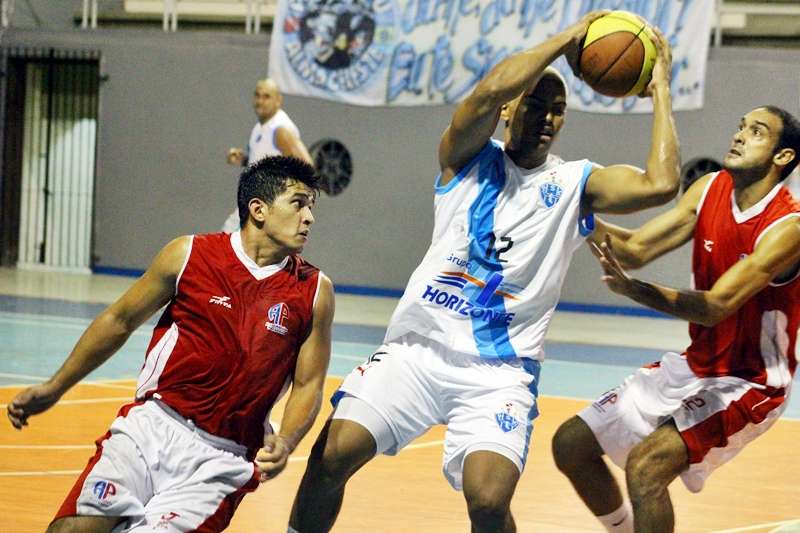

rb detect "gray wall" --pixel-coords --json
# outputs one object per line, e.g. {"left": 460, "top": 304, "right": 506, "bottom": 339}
{"left": 4, "top": 28, "right": 799, "bottom": 307}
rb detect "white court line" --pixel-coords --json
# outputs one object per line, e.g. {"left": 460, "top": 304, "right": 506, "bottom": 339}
{"left": 0, "top": 374, "right": 137, "bottom": 391}
{"left": 0, "top": 372, "right": 52, "bottom": 381}
{"left": 0, "top": 469, "right": 83, "bottom": 477}
{"left": 0, "top": 316, "right": 150, "bottom": 337}
{"left": 0, "top": 444, "right": 95, "bottom": 450}
{"left": 0, "top": 397, "right": 131, "bottom": 409}
{"left": 710, "top": 519, "right": 800, "bottom": 533}
{"left": 0, "top": 439, "right": 447, "bottom": 477}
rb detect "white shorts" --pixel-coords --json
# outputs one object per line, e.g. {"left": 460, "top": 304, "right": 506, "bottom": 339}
{"left": 578, "top": 352, "right": 790, "bottom": 492}
{"left": 54, "top": 400, "right": 258, "bottom": 532}
{"left": 333, "top": 334, "right": 541, "bottom": 490}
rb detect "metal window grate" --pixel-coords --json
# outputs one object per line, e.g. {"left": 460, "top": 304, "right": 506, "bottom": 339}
{"left": 2, "top": 47, "right": 100, "bottom": 272}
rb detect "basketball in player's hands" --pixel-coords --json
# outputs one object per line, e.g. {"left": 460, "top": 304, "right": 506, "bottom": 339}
{"left": 578, "top": 11, "right": 657, "bottom": 97}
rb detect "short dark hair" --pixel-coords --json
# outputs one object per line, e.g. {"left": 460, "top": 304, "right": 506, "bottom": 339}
{"left": 762, "top": 105, "right": 800, "bottom": 180}
{"left": 237, "top": 156, "right": 319, "bottom": 228}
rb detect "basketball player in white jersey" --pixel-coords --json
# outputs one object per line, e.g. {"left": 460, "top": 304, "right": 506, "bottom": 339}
{"left": 222, "top": 79, "right": 312, "bottom": 232}
{"left": 290, "top": 14, "right": 678, "bottom": 533}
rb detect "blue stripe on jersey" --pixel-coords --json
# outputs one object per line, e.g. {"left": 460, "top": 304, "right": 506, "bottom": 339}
{"left": 521, "top": 358, "right": 541, "bottom": 467}
{"left": 578, "top": 161, "right": 596, "bottom": 237}
{"left": 435, "top": 141, "right": 499, "bottom": 195}
{"left": 465, "top": 144, "right": 517, "bottom": 359}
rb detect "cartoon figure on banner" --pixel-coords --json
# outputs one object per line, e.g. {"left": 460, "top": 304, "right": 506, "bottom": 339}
{"left": 283, "top": 0, "right": 394, "bottom": 92}
{"left": 301, "top": 0, "right": 375, "bottom": 69}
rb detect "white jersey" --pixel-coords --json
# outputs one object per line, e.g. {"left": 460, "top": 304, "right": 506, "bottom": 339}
{"left": 384, "top": 140, "right": 595, "bottom": 360}
{"left": 247, "top": 109, "right": 301, "bottom": 163}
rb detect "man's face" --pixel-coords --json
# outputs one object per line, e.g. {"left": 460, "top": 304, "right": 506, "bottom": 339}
{"left": 723, "top": 108, "right": 784, "bottom": 174}
{"left": 260, "top": 181, "right": 316, "bottom": 255}
{"left": 253, "top": 82, "right": 281, "bottom": 122}
{"left": 504, "top": 76, "right": 567, "bottom": 156}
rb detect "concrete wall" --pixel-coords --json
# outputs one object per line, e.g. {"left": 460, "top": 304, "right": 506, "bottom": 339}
{"left": 4, "top": 28, "right": 799, "bottom": 307}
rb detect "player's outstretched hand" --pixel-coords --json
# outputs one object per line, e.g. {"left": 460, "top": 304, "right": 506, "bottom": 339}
{"left": 639, "top": 27, "right": 672, "bottom": 98}
{"left": 7, "top": 381, "right": 63, "bottom": 429}
{"left": 564, "top": 10, "right": 611, "bottom": 79}
{"left": 590, "top": 237, "right": 634, "bottom": 295}
{"left": 255, "top": 434, "right": 292, "bottom": 482}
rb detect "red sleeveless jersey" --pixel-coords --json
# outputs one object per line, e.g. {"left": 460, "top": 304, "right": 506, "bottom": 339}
{"left": 134, "top": 232, "right": 321, "bottom": 458}
{"left": 686, "top": 171, "right": 800, "bottom": 387}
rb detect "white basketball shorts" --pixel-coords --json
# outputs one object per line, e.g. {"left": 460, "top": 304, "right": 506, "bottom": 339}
{"left": 332, "top": 333, "right": 541, "bottom": 490}
{"left": 53, "top": 400, "right": 259, "bottom": 532}
{"left": 578, "top": 351, "right": 790, "bottom": 492}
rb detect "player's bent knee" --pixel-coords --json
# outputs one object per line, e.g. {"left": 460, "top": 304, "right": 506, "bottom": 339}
{"left": 625, "top": 448, "right": 665, "bottom": 501}
{"left": 313, "top": 419, "right": 376, "bottom": 484}
{"left": 466, "top": 489, "right": 511, "bottom": 524}
{"left": 552, "top": 416, "right": 601, "bottom": 473}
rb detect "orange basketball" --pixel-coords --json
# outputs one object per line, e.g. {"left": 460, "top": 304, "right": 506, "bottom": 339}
{"left": 578, "top": 11, "right": 657, "bottom": 97}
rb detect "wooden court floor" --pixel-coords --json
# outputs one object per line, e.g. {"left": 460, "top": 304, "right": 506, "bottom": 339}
{"left": 1, "top": 378, "right": 798, "bottom": 533}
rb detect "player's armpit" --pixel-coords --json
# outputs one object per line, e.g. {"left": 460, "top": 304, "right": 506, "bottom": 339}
{"left": 107, "top": 236, "right": 191, "bottom": 330}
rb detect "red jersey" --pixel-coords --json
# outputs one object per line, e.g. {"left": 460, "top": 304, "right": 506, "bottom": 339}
{"left": 686, "top": 170, "right": 800, "bottom": 387}
{"left": 134, "top": 232, "right": 321, "bottom": 458}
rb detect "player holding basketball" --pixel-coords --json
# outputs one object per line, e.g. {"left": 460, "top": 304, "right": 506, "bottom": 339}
{"left": 7, "top": 157, "right": 334, "bottom": 533}
{"left": 289, "top": 14, "right": 677, "bottom": 533}
{"left": 553, "top": 106, "right": 800, "bottom": 533}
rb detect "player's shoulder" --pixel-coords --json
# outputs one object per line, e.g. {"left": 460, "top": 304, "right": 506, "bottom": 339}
{"left": 290, "top": 254, "right": 322, "bottom": 281}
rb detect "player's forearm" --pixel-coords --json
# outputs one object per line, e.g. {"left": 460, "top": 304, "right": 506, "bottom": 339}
{"left": 49, "top": 310, "right": 135, "bottom": 394}
{"left": 472, "top": 30, "right": 574, "bottom": 109}
{"left": 620, "top": 278, "right": 722, "bottom": 326}
{"left": 591, "top": 220, "right": 646, "bottom": 269}
{"left": 277, "top": 383, "right": 324, "bottom": 452}
{"left": 643, "top": 84, "right": 680, "bottom": 201}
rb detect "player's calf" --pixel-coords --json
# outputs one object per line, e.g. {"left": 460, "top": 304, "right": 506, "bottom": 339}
{"left": 290, "top": 418, "right": 377, "bottom": 532}
{"left": 47, "top": 516, "right": 122, "bottom": 533}
{"left": 624, "top": 421, "right": 687, "bottom": 533}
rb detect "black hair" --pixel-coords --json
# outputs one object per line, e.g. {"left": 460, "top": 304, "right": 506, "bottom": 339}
{"left": 237, "top": 156, "right": 319, "bottom": 228}
{"left": 761, "top": 105, "right": 800, "bottom": 180}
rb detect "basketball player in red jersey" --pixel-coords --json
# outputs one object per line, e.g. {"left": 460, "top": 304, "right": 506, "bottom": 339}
{"left": 7, "top": 156, "right": 334, "bottom": 533}
{"left": 553, "top": 106, "right": 800, "bottom": 533}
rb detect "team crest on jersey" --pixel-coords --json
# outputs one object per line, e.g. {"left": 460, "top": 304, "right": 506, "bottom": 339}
{"left": 92, "top": 480, "right": 117, "bottom": 504}
{"left": 539, "top": 182, "right": 563, "bottom": 208}
{"left": 495, "top": 402, "right": 521, "bottom": 433}
{"left": 266, "top": 303, "right": 290, "bottom": 335}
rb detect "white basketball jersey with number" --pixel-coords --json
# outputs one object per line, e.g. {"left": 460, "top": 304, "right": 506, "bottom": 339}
{"left": 384, "top": 140, "right": 595, "bottom": 360}
{"left": 248, "top": 109, "right": 301, "bottom": 162}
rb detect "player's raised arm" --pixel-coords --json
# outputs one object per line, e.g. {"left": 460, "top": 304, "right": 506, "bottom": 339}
{"left": 584, "top": 28, "right": 680, "bottom": 214}
{"left": 256, "top": 274, "right": 334, "bottom": 481}
{"left": 592, "top": 217, "right": 800, "bottom": 326}
{"left": 590, "top": 173, "right": 713, "bottom": 269}
{"left": 438, "top": 11, "right": 606, "bottom": 185}
{"left": 6, "top": 237, "right": 189, "bottom": 430}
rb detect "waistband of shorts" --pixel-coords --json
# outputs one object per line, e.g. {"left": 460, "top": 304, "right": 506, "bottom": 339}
{"left": 147, "top": 399, "right": 248, "bottom": 457}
